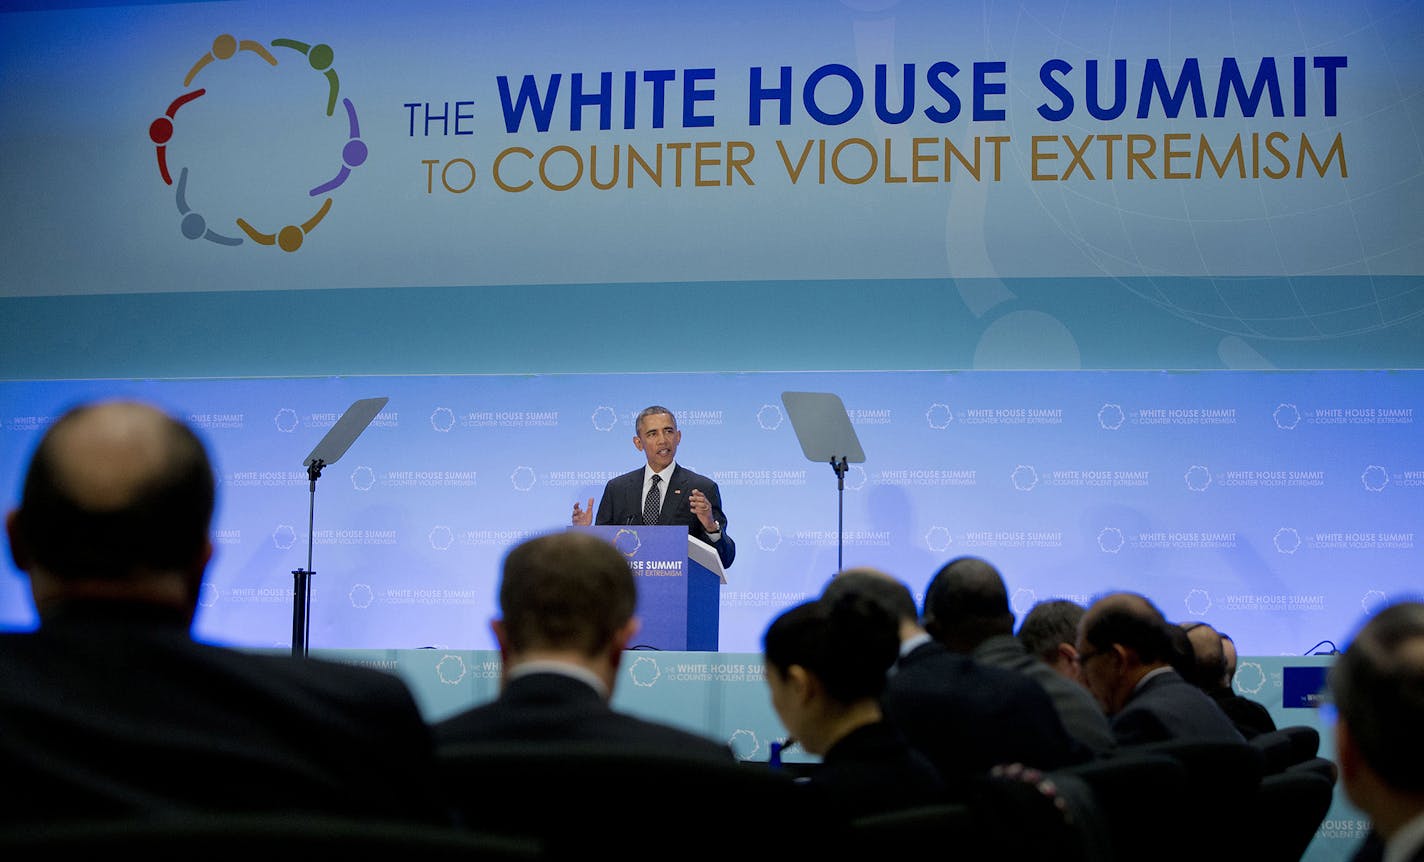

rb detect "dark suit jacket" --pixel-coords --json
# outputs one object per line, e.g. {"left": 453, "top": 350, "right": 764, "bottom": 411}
{"left": 0, "top": 600, "right": 444, "bottom": 825}
{"left": 1349, "top": 829, "right": 1424, "bottom": 862}
{"left": 431, "top": 670, "right": 734, "bottom": 761}
{"left": 595, "top": 463, "right": 735, "bottom": 568}
{"left": 806, "top": 720, "right": 945, "bottom": 819}
{"left": 882, "top": 640, "right": 1086, "bottom": 792}
{"left": 973, "top": 634, "right": 1116, "bottom": 758}
{"left": 1111, "top": 668, "right": 1248, "bottom": 746}
{"left": 1210, "top": 687, "right": 1278, "bottom": 739}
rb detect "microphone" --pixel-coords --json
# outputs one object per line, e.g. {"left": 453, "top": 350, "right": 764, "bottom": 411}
{"left": 769, "top": 737, "right": 796, "bottom": 768}
{"left": 1305, "top": 640, "right": 1339, "bottom": 655}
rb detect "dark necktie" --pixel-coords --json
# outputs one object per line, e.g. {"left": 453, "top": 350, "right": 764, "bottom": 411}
{"left": 643, "top": 474, "right": 662, "bottom": 525}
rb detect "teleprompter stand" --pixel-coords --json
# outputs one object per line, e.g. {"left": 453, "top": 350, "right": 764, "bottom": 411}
{"left": 290, "top": 396, "right": 388, "bottom": 657}
{"left": 781, "top": 391, "right": 866, "bottom": 573}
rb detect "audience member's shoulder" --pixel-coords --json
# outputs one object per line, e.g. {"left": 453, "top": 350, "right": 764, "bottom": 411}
{"left": 625, "top": 713, "right": 736, "bottom": 761}
{"left": 969, "top": 654, "right": 1055, "bottom": 697}
{"left": 219, "top": 647, "right": 419, "bottom": 702}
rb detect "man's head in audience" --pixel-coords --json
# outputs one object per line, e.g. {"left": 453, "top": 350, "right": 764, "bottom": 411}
{"left": 1220, "top": 631, "right": 1239, "bottom": 690}
{"left": 1075, "top": 592, "right": 1175, "bottom": 716}
{"left": 6, "top": 400, "right": 215, "bottom": 622}
{"left": 492, "top": 530, "right": 639, "bottom": 695}
{"left": 1329, "top": 600, "right": 1424, "bottom": 845}
{"left": 1180, "top": 621, "right": 1228, "bottom": 692}
{"left": 822, "top": 566, "right": 923, "bottom": 644}
{"left": 920, "top": 555, "right": 1014, "bottom": 654}
{"left": 1018, "top": 599, "right": 1088, "bottom": 682}
{"left": 762, "top": 591, "right": 900, "bottom": 757}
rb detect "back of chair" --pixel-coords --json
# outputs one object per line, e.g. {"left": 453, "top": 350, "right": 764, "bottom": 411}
{"left": 1121, "top": 740, "right": 1266, "bottom": 862}
{"left": 0, "top": 813, "right": 543, "bottom": 861}
{"left": 1250, "top": 728, "right": 1300, "bottom": 773}
{"left": 1052, "top": 750, "right": 1188, "bottom": 862}
{"left": 1240, "top": 769, "right": 1335, "bottom": 862}
{"left": 847, "top": 802, "right": 976, "bottom": 855}
{"left": 1280, "top": 724, "right": 1321, "bottom": 762}
{"left": 436, "top": 741, "right": 813, "bottom": 858}
{"left": 1252, "top": 725, "right": 1322, "bottom": 773}
{"left": 1287, "top": 756, "right": 1339, "bottom": 785}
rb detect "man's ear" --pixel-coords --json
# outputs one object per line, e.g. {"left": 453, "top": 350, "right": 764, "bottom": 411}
{"left": 1334, "top": 718, "right": 1360, "bottom": 786}
{"left": 786, "top": 664, "right": 818, "bottom": 706}
{"left": 632, "top": 434, "right": 645, "bottom": 453}
{"left": 613, "top": 617, "right": 640, "bottom": 652}
{"left": 490, "top": 618, "right": 519, "bottom": 667}
{"left": 178, "top": 540, "right": 213, "bottom": 612}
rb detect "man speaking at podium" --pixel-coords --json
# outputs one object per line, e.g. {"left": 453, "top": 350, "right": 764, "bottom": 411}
{"left": 572, "top": 405, "right": 735, "bottom": 570}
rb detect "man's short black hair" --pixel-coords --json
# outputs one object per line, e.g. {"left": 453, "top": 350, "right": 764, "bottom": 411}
{"left": 822, "top": 567, "right": 918, "bottom": 625}
{"left": 764, "top": 591, "right": 899, "bottom": 702}
{"left": 922, "top": 556, "right": 1014, "bottom": 644}
{"left": 1018, "top": 599, "right": 1086, "bottom": 661}
{"left": 1329, "top": 600, "right": 1424, "bottom": 793}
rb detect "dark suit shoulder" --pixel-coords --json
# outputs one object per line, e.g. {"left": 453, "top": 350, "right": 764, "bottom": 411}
{"left": 434, "top": 673, "right": 731, "bottom": 762}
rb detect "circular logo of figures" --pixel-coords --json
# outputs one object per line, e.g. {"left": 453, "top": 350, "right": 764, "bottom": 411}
{"left": 436, "top": 654, "right": 467, "bottom": 685}
{"left": 1361, "top": 465, "right": 1389, "bottom": 492}
{"left": 274, "top": 408, "right": 299, "bottom": 433}
{"left": 150, "top": 34, "right": 365, "bottom": 252}
{"left": 1184, "top": 465, "right": 1213, "bottom": 491}
{"left": 348, "top": 583, "right": 374, "bottom": 609}
{"left": 1098, "top": 527, "right": 1125, "bottom": 554}
{"left": 509, "top": 466, "right": 537, "bottom": 491}
{"left": 271, "top": 524, "right": 297, "bottom": 550}
{"left": 925, "top": 403, "right": 953, "bottom": 429}
{"left": 1233, "top": 661, "right": 1267, "bottom": 696}
{"left": 1273, "top": 403, "right": 1300, "bottom": 430}
{"left": 591, "top": 406, "right": 618, "bottom": 431}
{"left": 1273, "top": 527, "right": 1301, "bottom": 554}
{"left": 1011, "top": 464, "right": 1039, "bottom": 491}
{"left": 1361, "top": 590, "right": 1388, "bottom": 614}
{"left": 350, "top": 465, "right": 376, "bottom": 491}
{"left": 924, "top": 526, "right": 953, "bottom": 553}
{"left": 430, "top": 407, "right": 456, "bottom": 432}
{"left": 756, "top": 526, "right": 782, "bottom": 552}
{"left": 428, "top": 525, "right": 455, "bottom": 551}
{"left": 613, "top": 528, "right": 641, "bottom": 557}
{"left": 1184, "top": 588, "right": 1213, "bottom": 616}
{"left": 628, "top": 655, "right": 661, "bottom": 687}
{"left": 1098, "top": 403, "right": 1125, "bottom": 431}
{"left": 756, "top": 404, "right": 784, "bottom": 431}
{"left": 728, "top": 729, "right": 760, "bottom": 760}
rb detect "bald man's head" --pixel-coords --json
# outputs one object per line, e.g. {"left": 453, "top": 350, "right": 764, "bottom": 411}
{"left": 1078, "top": 592, "right": 1174, "bottom": 664}
{"left": 9, "top": 401, "right": 215, "bottom": 581}
{"left": 1182, "top": 621, "right": 1227, "bottom": 690}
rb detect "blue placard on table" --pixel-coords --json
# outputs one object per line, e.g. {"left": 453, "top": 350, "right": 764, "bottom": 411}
{"left": 1283, "top": 666, "right": 1331, "bottom": 709}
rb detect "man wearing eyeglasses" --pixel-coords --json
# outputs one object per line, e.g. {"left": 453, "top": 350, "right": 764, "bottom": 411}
{"left": 1075, "top": 592, "right": 1244, "bottom": 746}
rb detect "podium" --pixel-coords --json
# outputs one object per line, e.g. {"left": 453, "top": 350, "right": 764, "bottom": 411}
{"left": 578, "top": 525, "right": 725, "bottom": 651}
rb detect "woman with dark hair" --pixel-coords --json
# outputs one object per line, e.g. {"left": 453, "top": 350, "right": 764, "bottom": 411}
{"left": 762, "top": 592, "right": 944, "bottom": 817}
